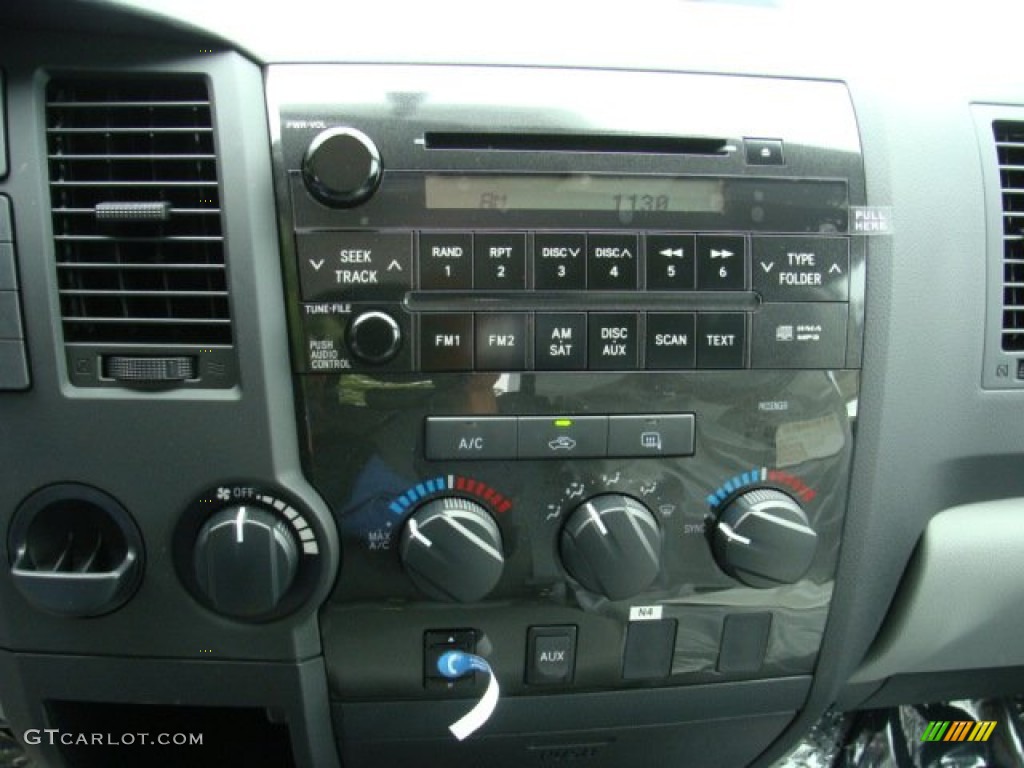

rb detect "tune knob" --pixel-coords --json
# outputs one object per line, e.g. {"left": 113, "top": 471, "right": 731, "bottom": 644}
{"left": 302, "top": 126, "right": 382, "bottom": 207}
{"left": 346, "top": 311, "right": 401, "bottom": 364}
{"left": 710, "top": 489, "right": 817, "bottom": 588}
{"left": 560, "top": 494, "right": 662, "bottom": 601}
{"left": 399, "top": 497, "right": 504, "bottom": 603}
{"left": 193, "top": 505, "right": 300, "bottom": 619}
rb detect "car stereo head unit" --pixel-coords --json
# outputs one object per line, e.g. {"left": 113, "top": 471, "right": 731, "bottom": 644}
{"left": 267, "top": 63, "right": 864, "bottom": 722}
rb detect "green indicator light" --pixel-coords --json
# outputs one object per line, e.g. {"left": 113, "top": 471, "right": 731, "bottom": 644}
{"left": 554, "top": 419, "right": 574, "bottom": 428}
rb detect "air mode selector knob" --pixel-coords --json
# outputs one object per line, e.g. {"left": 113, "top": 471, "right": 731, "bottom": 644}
{"left": 193, "top": 505, "right": 300, "bottom": 619}
{"left": 560, "top": 494, "right": 662, "bottom": 601}
{"left": 302, "top": 126, "right": 382, "bottom": 207}
{"left": 399, "top": 497, "right": 504, "bottom": 603}
{"left": 710, "top": 489, "right": 817, "bottom": 588}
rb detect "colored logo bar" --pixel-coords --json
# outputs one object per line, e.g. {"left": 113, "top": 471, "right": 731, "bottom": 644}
{"left": 921, "top": 720, "right": 997, "bottom": 742}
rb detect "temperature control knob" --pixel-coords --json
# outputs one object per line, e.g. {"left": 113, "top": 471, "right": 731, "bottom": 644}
{"left": 560, "top": 494, "right": 662, "bottom": 601}
{"left": 302, "top": 126, "right": 382, "bottom": 207}
{"left": 710, "top": 489, "right": 817, "bottom": 588}
{"left": 193, "top": 505, "right": 300, "bottom": 619}
{"left": 399, "top": 497, "right": 504, "bottom": 603}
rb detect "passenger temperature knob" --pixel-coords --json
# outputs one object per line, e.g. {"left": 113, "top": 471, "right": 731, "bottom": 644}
{"left": 399, "top": 497, "right": 504, "bottom": 603}
{"left": 710, "top": 489, "right": 817, "bottom": 588}
{"left": 560, "top": 494, "right": 662, "bottom": 601}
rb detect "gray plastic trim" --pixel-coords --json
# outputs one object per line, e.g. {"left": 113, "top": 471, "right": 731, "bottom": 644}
{"left": 851, "top": 498, "right": 1024, "bottom": 684}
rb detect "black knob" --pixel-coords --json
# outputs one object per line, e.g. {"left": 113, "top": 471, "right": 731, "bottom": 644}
{"left": 399, "top": 497, "right": 504, "bottom": 603}
{"left": 560, "top": 494, "right": 662, "bottom": 601}
{"left": 710, "top": 489, "right": 817, "bottom": 588}
{"left": 193, "top": 505, "right": 299, "bottom": 619}
{"left": 346, "top": 311, "right": 401, "bottom": 364}
{"left": 302, "top": 127, "right": 381, "bottom": 207}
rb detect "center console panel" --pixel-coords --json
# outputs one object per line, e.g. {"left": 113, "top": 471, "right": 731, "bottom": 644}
{"left": 267, "top": 64, "right": 865, "bottom": 764}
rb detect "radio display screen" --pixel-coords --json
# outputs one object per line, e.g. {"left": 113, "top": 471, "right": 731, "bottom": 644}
{"left": 424, "top": 174, "right": 726, "bottom": 213}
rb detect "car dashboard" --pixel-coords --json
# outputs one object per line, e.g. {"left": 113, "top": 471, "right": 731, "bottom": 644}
{"left": 1, "top": 2, "right": 1024, "bottom": 767}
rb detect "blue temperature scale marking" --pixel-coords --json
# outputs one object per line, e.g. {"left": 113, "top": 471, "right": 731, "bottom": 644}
{"left": 389, "top": 476, "right": 450, "bottom": 515}
{"left": 706, "top": 467, "right": 768, "bottom": 508}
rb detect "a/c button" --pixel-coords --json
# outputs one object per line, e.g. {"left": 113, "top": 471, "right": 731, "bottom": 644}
{"left": 425, "top": 417, "right": 517, "bottom": 461}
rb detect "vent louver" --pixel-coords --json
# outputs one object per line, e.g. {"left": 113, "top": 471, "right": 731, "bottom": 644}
{"left": 994, "top": 120, "right": 1024, "bottom": 351}
{"left": 45, "top": 76, "right": 231, "bottom": 347}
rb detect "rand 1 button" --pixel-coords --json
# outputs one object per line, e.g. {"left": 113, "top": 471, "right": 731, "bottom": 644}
{"left": 535, "top": 313, "right": 586, "bottom": 370}
{"left": 526, "top": 626, "right": 577, "bottom": 685}
{"left": 420, "top": 314, "right": 473, "bottom": 371}
{"left": 424, "top": 417, "right": 517, "bottom": 460}
{"left": 474, "top": 233, "right": 526, "bottom": 290}
{"left": 587, "top": 233, "right": 638, "bottom": 290}
{"left": 297, "top": 231, "right": 412, "bottom": 301}
{"left": 696, "top": 235, "right": 747, "bottom": 291}
{"left": 751, "top": 236, "right": 850, "bottom": 302}
{"left": 475, "top": 313, "right": 528, "bottom": 371}
{"left": 518, "top": 416, "right": 607, "bottom": 459}
{"left": 646, "top": 313, "right": 695, "bottom": 369}
{"left": 645, "top": 234, "right": 696, "bottom": 291}
{"left": 587, "top": 313, "right": 639, "bottom": 370}
{"left": 534, "top": 233, "right": 586, "bottom": 290}
{"left": 697, "top": 313, "right": 746, "bottom": 369}
{"left": 419, "top": 232, "right": 473, "bottom": 289}
{"left": 751, "top": 302, "right": 848, "bottom": 369}
{"left": 607, "top": 414, "right": 695, "bottom": 458}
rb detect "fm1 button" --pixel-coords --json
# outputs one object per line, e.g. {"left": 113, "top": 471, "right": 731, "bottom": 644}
{"left": 420, "top": 314, "right": 473, "bottom": 371}
{"left": 425, "top": 417, "right": 517, "bottom": 461}
{"left": 697, "top": 313, "right": 746, "bottom": 369}
{"left": 527, "top": 626, "right": 577, "bottom": 685}
{"left": 588, "top": 313, "right": 639, "bottom": 370}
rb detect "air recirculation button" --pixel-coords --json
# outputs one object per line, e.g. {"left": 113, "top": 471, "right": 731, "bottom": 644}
{"left": 7, "top": 484, "right": 144, "bottom": 617}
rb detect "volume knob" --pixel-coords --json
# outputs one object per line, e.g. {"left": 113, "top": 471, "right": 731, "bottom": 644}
{"left": 302, "top": 126, "right": 381, "bottom": 207}
{"left": 399, "top": 497, "right": 504, "bottom": 603}
{"left": 560, "top": 494, "right": 662, "bottom": 601}
{"left": 710, "top": 489, "right": 817, "bottom": 588}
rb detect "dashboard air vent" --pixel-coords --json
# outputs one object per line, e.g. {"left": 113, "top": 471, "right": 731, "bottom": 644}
{"left": 45, "top": 76, "right": 231, "bottom": 348}
{"left": 994, "top": 120, "right": 1024, "bottom": 351}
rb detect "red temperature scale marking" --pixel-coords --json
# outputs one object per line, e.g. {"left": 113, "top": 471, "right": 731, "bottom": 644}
{"left": 388, "top": 475, "right": 513, "bottom": 516}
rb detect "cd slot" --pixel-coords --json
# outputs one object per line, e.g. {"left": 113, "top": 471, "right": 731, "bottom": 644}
{"left": 405, "top": 290, "right": 759, "bottom": 313}
{"left": 422, "top": 132, "right": 732, "bottom": 156}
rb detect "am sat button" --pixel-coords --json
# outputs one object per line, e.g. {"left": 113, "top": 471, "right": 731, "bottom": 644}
{"left": 425, "top": 417, "right": 517, "bottom": 460}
